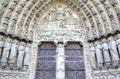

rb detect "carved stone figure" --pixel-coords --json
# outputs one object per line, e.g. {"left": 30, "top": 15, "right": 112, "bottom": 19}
{"left": 116, "top": 33, "right": 120, "bottom": 56}
{"left": 101, "top": 38, "right": 111, "bottom": 67}
{"left": 89, "top": 43, "right": 96, "bottom": 69}
{"left": 17, "top": 41, "right": 25, "bottom": 70}
{"left": 9, "top": 39, "right": 18, "bottom": 67}
{"left": 23, "top": 43, "right": 31, "bottom": 70}
{"left": 95, "top": 41, "right": 103, "bottom": 68}
{"left": 1, "top": 36, "right": 11, "bottom": 67}
{"left": 56, "top": 42, "right": 65, "bottom": 79}
{"left": 0, "top": 35, "right": 4, "bottom": 59}
{"left": 56, "top": 42, "right": 65, "bottom": 54}
{"left": 108, "top": 36, "right": 119, "bottom": 66}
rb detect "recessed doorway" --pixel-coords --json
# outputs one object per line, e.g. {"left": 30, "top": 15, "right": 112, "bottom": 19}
{"left": 35, "top": 41, "right": 85, "bottom": 79}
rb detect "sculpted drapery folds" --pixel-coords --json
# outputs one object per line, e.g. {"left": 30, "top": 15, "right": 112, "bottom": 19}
{"left": 23, "top": 43, "right": 31, "bottom": 70}
{"left": 108, "top": 36, "right": 119, "bottom": 65}
{"left": 17, "top": 41, "right": 25, "bottom": 70}
{"left": 0, "top": 35, "right": 4, "bottom": 60}
{"left": 95, "top": 41, "right": 103, "bottom": 68}
{"left": 9, "top": 39, "right": 18, "bottom": 65}
{"left": 116, "top": 33, "right": 120, "bottom": 57}
{"left": 1, "top": 36, "right": 11, "bottom": 67}
{"left": 56, "top": 42, "right": 65, "bottom": 79}
{"left": 101, "top": 38, "right": 111, "bottom": 66}
{"left": 90, "top": 43, "right": 96, "bottom": 69}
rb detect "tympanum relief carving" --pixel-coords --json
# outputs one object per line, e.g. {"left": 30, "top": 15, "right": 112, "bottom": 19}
{"left": 34, "top": 4, "right": 84, "bottom": 42}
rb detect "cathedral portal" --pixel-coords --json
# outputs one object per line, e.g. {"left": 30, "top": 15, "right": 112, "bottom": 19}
{"left": 35, "top": 42, "right": 85, "bottom": 79}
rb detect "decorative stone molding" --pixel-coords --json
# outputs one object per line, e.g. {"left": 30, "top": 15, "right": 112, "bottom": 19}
{"left": 0, "top": 29, "right": 32, "bottom": 42}
{"left": 88, "top": 30, "right": 120, "bottom": 43}
{"left": 35, "top": 29, "right": 83, "bottom": 42}
{"left": 92, "top": 70, "right": 120, "bottom": 79}
{"left": 0, "top": 70, "right": 28, "bottom": 79}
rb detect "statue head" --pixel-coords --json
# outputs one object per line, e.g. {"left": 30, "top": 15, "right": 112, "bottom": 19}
{"left": 95, "top": 40, "right": 99, "bottom": 45}
{"left": 6, "top": 36, "right": 11, "bottom": 43}
{"left": 14, "top": 39, "right": 18, "bottom": 44}
{"left": 108, "top": 36, "right": 114, "bottom": 41}
{"left": 58, "top": 43, "right": 64, "bottom": 48}
{"left": 26, "top": 42, "right": 31, "bottom": 48}
{"left": 0, "top": 35, "right": 3, "bottom": 41}
{"left": 102, "top": 38, "right": 107, "bottom": 43}
{"left": 20, "top": 41, "right": 25, "bottom": 46}
{"left": 117, "top": 33, "right": 120, "bottom": 39}
{"left": 90, "top": 42, "right": 94, "bottom": 46}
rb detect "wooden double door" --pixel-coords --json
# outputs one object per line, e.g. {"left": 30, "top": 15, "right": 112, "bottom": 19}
{"left": 35, "top": 42, "right": 85, "bottom": 79}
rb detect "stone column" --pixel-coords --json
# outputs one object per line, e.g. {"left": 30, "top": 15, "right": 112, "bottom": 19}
{"left": 28, "top": 42, "right": 39, "bottom": 79}
{"left": 56, "top": 42, "right": 65, "bottom": 79}
{"left": 83, "top": 42, "right": 92, "bottom": 79}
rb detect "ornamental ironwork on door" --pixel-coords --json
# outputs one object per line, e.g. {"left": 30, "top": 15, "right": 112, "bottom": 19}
{"left": 65, "top": 42, "right": 85, "bottom": 79}
{"left": 35, "top": 42, "right": 56, "bottom": 79}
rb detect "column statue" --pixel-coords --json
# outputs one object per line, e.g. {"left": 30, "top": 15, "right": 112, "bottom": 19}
{"left": 1, "top": 36, "right": 11, "bottom": 68}
{"left": 23, "top": 43, "right": 31, "bottom": 70}
{"left": 95, "top": 41, "right": 103, "bottom": 69}
{"left": 89, "top": 43, "right": 96, "bottom": 70}
{"left": 116, "top": 33, "right": 120, "bottom": 57}
{"left": 0, "top": 35, "right": 4, "bottom": 60}
{"left": 101, "top": 38, "right": 111, "bottom": 68}
{"left": 108, "top": 36, "right": 119, "bottom": 67}
{"left": 56, "top": 41, "right": 65, "bottom": 79}
{"left": 9, "top": 39, "right": 18, "bottom": 69}
{"left": 17, "top": 41, "right": 25, "bottom": 70}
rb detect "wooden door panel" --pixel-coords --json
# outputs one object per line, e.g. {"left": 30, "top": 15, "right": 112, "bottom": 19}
{"left": 65, "top": 42, "right": 85, "bottom": 79}
{"left": 35, "top": 42, "right": 56, "bottom": 79}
